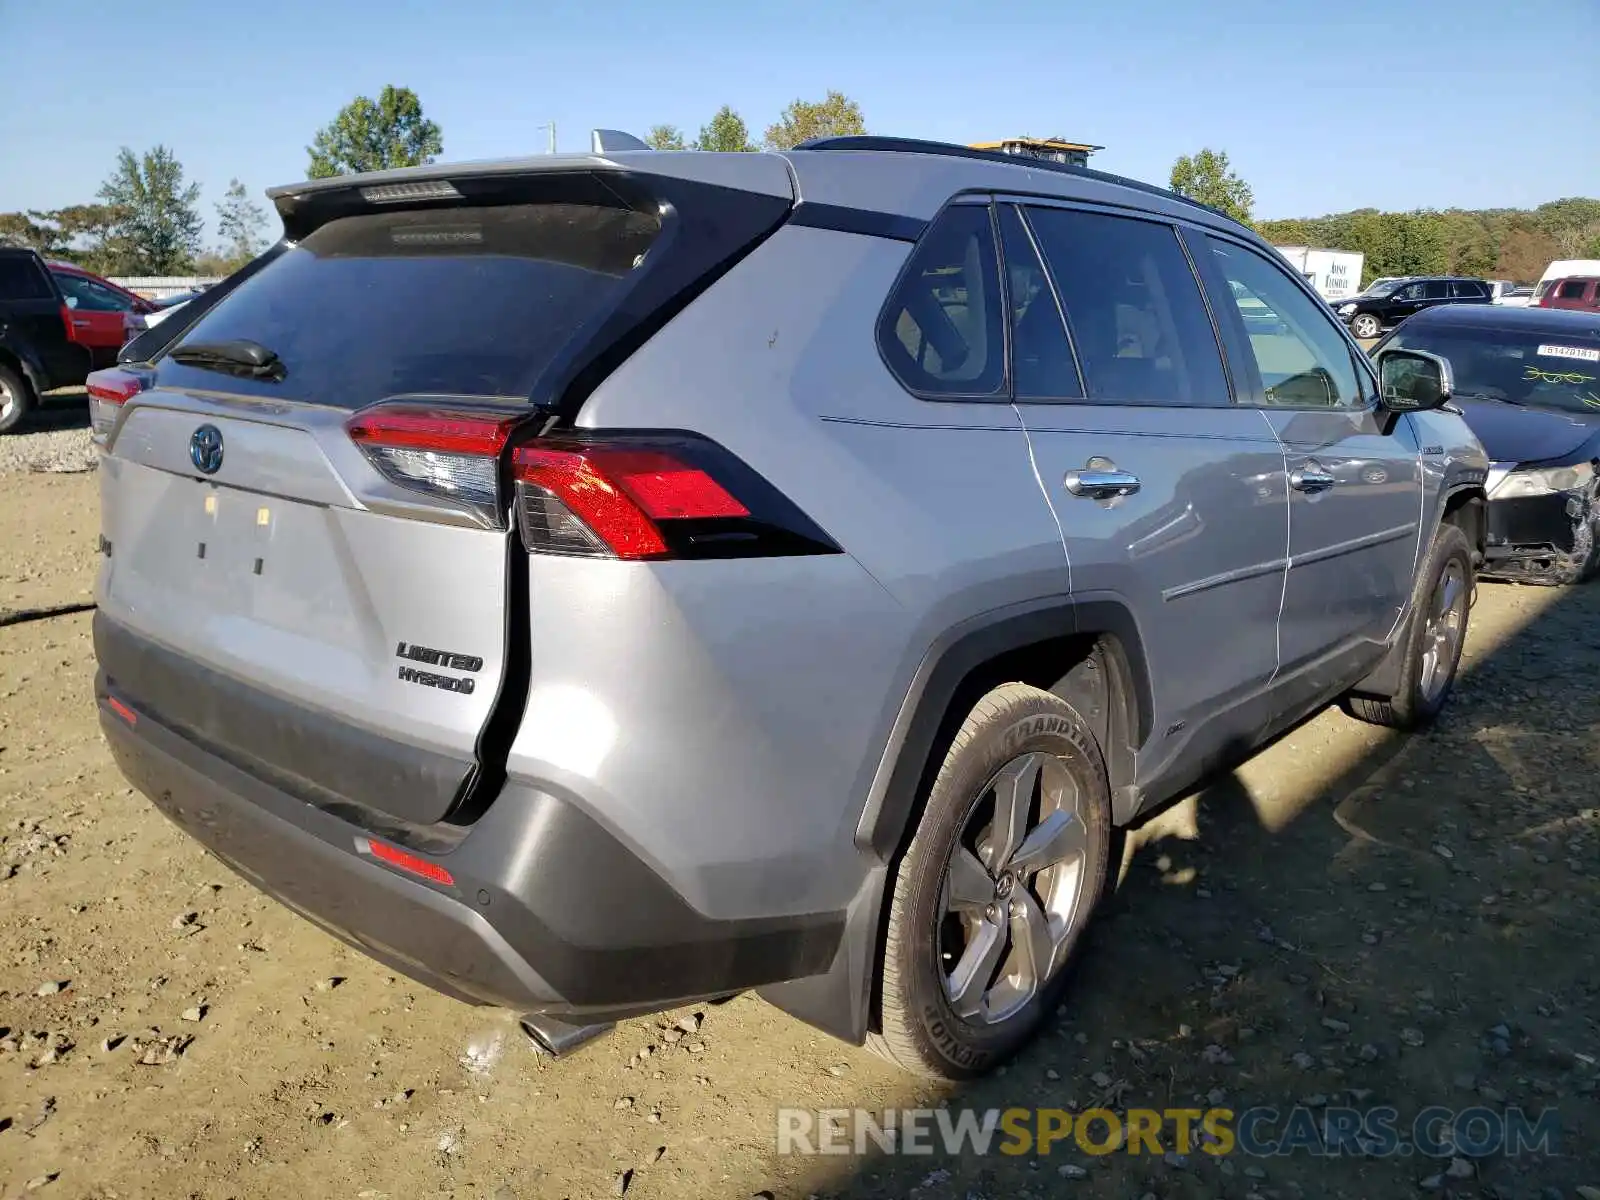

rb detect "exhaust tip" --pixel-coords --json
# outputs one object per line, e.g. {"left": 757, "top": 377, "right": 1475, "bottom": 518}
{"left": 519, "top": 1013, "right": 615, "bottom": 1058}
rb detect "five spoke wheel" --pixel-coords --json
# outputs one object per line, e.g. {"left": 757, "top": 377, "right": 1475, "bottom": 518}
{"left": 940, "top": 751, "right": 1091, "bottom": 1024}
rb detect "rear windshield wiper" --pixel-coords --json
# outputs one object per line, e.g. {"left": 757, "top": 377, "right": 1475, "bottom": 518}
{"left": 167, "top": 339, "right": 285, "bottom": 381}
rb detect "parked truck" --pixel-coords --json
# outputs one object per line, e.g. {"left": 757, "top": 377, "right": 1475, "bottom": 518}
{"left": 1272, "top": 246, "right": 1366, "bottom": 303}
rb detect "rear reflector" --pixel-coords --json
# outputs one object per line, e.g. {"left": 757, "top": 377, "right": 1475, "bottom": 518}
{"left": 347, "top": 405, "right": 527, "bottom": 523}
{"left": 106, "top": 696, "right": 138, "bottom": 726}
{"left": 512, "top": 443, "right": 748, "bottom": 560}
{"left": 85, "top": 368, "right": 146, "bottom": 445}
{"left": 365, "top": 838, "right": 456, "bottom": 887}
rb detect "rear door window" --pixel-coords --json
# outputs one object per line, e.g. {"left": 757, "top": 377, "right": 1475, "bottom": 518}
{"left": 1423, "top": 281, "right": 1449, "bottom": 300}
{"left": 55, "top": 273, "right": 134, "bottom": 311}
{"left": 996, "top": 206, "right": 1082, "bottom": 400}
{"left": 1558, "top": 279, "right": 1587, "bottom": 299}
{"left": 879, "top": 204, "right": 1006, "bottom": 398}
{"left": 159, "top": 203, "right": 661, "bottom": 408}
{"left": 1024, "top": 206, "right": 1228, "bottom": 405}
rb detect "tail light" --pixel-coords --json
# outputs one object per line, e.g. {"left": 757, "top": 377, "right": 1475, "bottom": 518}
{"left": 85, "top": 368, "right": 146, "bottom": 445}
{"left": 347, "top": 405, "right": 525, "bottom": 524}
{"left": 346, "top": 403, "right": 839, "bottom": 559}
{"left": 511, "top": 435, "right": 838, "bottom": 561}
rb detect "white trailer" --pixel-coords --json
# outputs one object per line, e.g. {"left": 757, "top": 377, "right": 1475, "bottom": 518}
{"left": 1272, "top": 246, "right": 1366, "bottom": 302}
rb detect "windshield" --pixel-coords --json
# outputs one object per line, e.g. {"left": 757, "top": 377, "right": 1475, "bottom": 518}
{"left": 1361, "top": 280, "right": 1402, "bottom": 297}
{"left": 1386, "top": 325, "right": 1600, "bottom": 414}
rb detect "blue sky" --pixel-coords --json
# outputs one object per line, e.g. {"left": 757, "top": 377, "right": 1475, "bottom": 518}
{"left": 2, "top": 0, "right": 1596, "bottom": 245}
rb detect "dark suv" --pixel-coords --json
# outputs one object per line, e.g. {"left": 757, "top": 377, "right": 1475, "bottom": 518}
{"left": 1336, "top": 276, "right": 1493, "bottom": 340}
{"left": 0, "top": 247, "right": 94, "bottom": 433}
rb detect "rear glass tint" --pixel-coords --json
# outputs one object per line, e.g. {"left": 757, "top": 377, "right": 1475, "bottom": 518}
{"left": 0, "top": 256, "right": 52, "bottom": 301}
{"left": 159, "top": 204, "right": 660, "bottom": 408}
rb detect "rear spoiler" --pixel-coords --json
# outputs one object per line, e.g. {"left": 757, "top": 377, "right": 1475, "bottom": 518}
{"left": 128, "top": 145, "right": 799, "bottom": 425}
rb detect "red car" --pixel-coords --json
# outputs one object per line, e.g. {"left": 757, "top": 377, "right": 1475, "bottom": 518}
{"left": 1537, "top": 276, "right": 1600, "bottom": 312}
{"left": 47, "top": 261, "right": 158, "bottom": 368}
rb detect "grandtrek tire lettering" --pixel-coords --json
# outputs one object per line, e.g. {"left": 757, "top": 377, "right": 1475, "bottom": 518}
{"left": 396, "top": 642, "right": 484, "bottom": 673}
{"left": 398, "top": 665, "right": 476, "bottom": 694}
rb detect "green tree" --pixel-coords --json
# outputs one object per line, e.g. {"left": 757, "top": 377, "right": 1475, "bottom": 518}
{"left": 1535, "top": 197, "right": 1600, "bottom": 257}
{"left": 644, "top": 124, "right": 687, "bottom": 151}
{"left": 1169, "top": 148, "right": 1254, "bottom": 225}
{"left": 306, "top": 85, "right": 443, "bottom": 178}
{"left": 1439, "top": 209, "right": 1497, "bottom": 278}
{"left": 0, "top": 205, "right": 123, "bottom": 272}
{"left": 1495, "top": 224, "right": 1562, "bottom": 282}
{"left": 215, "top": 179, "right": 268, "bottom": 268}
{"left": 694, "top": 106, "right": 757, "bottom": 153}
{"left": 96, "top": 147, "right": 203, "bottom": 274}
{"left": 0, "top": 211, "right": 55, "bottom": 252}
{"left": 763, "top": 90, "right": 866, "bottom": 150}
{"left": 1255, "top": 218, "right": 1315, "bottom": 245}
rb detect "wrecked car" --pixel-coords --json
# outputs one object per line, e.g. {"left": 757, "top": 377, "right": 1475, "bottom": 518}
{"left": 1374, "top": 304, "right": 1600, "bottom": 584}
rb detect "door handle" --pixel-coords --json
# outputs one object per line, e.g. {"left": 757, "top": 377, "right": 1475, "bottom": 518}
{"left": 1063, "top": 469, "right": 1141, "bottom": 499}
{"left": 1289, "top": 467, "right": 1336, "bottom": 493}
{"left": 71, "top": 319, "right": 91, "bottom": 329}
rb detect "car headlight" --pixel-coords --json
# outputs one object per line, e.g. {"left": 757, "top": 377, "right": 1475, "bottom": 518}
{"left": 1337, "top": 303, "right": 1357, "bottom": 315}
{"left": 1490, "top": 460, "right": 1595, "bottom": 499}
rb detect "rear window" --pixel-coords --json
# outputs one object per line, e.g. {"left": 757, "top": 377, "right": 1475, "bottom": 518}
{"left": 0, "top": 256, "right": 53, "bottom": 301}
{"left": 159, "top": 204, "right": 660, "bottom": 408}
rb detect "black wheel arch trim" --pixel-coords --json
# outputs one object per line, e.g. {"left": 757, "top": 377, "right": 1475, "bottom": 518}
{"left": 854, "top": 592, "right": 1152, "bottom": 863}
{"left": 0, "top": 337, "right": 48, "bottom": 399}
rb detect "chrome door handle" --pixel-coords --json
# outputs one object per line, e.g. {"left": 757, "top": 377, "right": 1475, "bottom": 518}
{"left": 1289, "top": 467, "right": 1336, "bottom": 493}
{"left": 1063, "top": 469, "right": 1141, "bottom": 499}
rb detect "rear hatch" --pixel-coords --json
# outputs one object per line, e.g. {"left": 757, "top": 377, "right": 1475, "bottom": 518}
{"left": 94, "top": 157, "right": 793, "bottom": 831}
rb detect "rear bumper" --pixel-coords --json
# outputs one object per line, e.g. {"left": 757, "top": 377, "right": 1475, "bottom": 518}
{"left": 96, "top": 655, "right": 844, "bottom": 1020}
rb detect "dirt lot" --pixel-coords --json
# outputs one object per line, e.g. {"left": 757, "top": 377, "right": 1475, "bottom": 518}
{"left": 2, "top": 454, "right": 1597, "bottom": 1200}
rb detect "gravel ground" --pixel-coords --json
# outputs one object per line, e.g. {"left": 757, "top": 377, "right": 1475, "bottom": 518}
{"left": 0, "top": 394, "right": 96, "bottom": 478}
{"left": 1, "top": 470, "right": 1597, "bottom": 1200}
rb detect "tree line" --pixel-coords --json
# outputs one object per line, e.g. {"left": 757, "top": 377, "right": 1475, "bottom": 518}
{"left": 11, "top": 89, "right": 1591, "bottom": 290}
{"left": 1165, "top": 146, "right": 1600, "bottom": 286}
{"left": 0, "top": 149, "right": 267, "bottom": 278}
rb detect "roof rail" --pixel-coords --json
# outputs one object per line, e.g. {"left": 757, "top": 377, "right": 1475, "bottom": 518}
{"left": 791, "top": 135, "right": 1237, "bottom": 225}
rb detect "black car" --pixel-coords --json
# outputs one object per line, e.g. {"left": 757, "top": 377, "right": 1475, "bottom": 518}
{"left": 1337, "top": 276, "right": 1494, "bottom": 340}
{"left": 1374, "top": 304, "right": 1600, "bottom": 584}
{"left": 0, "top": 246, "right": 95, "bottom": 433}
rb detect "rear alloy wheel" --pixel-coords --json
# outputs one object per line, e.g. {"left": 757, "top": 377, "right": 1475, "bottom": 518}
{"left": 1350, "top": 312, "right": 1381, "bottom": 340}
{"left": 0, "top": 363, "right": 34, "bottom": 435}
{"left": 869, "top": 683, "right": 1111, "bottom": 1079}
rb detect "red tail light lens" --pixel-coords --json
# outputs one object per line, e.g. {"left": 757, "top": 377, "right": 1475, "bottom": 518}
{"left": 511, "top": 443, "right": 749, "bottom": 560}
{"left": 86, "top": 368, "right": 146, "bottom": 445}
{"left": 347, "top": 405, "right": 526, "bottom": 523}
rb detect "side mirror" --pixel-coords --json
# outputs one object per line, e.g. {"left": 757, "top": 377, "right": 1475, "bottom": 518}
{"left": 1376, "top": 347, "right": 1453, "bottom": 412}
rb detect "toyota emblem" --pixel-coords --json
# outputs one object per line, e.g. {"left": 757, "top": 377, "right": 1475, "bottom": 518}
{"left": 189, "top": 424, "right": 224, "bottom": 475}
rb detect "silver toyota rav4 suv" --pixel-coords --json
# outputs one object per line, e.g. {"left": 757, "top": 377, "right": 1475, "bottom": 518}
{"left": 91, "top": 135, "right": 1488, "bottom": 1079}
